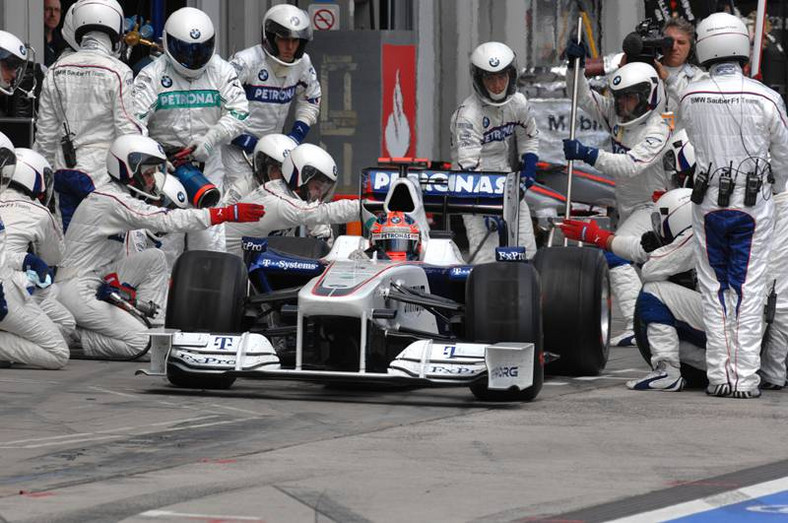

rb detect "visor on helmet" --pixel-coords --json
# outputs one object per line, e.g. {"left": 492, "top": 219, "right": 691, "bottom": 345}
{"left": 253, "top": 152, "right": 282, "bottom": 185}
{"left": 0, "top": 146, "right": 16, "bottom": 193}
{"left": 374, "top": 232, "right": 420, "bottom": 261}
{"left": 128, "top": 153, "right": 166, "bottom": 202}
{"left": 166, "top": 33, "right": 214, "bottom": 71}
{"left": 0, "top": 48, "right": 28, "bottom": 95}
{"left": 295, "top": 168, "right": 335, "bottom": 203}
{"left": 40, "top": 166, "right": 54, "bottom": 206}
{"left": 613, "top": 82, "right": 653, "bottom": 124}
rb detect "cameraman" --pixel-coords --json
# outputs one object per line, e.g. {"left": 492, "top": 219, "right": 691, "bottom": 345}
{"left": 652, "top": 17, "right": 706, "bottom": 127}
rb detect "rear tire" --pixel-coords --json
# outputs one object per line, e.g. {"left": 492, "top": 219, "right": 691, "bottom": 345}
{"left": 165, "top": 251, "right": 246, "bottom": 389}
{"left": 466, "top": 262, "right": 543, "bottom": 401}
{"left": 534, "top": 247, "right": 610, "bottom": 376}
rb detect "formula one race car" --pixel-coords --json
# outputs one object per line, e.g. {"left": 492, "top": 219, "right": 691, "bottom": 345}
{"left": 139, "top": 161, "right": 610, "bottom": 402}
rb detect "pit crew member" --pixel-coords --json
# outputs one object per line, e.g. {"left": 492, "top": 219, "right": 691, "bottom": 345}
{"left": 449, "top": 41, "right": 538, "bottom": 265}
{"left": 679, "top": 12, "right": 788, "bottom": 398}
{"left": 56, "top": 135, "right": 264, "bottom": 360}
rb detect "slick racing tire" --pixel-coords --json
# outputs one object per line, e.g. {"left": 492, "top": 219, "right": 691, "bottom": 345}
{"left": 534, "top": 247, "right": 610, "bottom": 376}
{"left": 633, "top": 301, "right": 708, "bottom": 389}
{"left": 165, "top": 250, "right": 247, "bottom": 390}
{"left": 466, "top": 262, "right": 543, "bottom": 402}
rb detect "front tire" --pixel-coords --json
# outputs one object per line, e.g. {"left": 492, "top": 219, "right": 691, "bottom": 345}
{"left": 165, "top": 251, "right": 247, "bottom": 390}
{"left": 465, "top": 262, "right": 543, "bottom": 401}
{"left": 534, "top": 247, "right": 610, "bottom": 376}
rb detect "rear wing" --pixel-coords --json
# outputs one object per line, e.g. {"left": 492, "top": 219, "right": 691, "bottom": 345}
{"left": 359, "top": 165, "right": 521, "bottom": 247}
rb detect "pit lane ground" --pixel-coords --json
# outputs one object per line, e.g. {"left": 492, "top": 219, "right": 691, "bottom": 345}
{"left": 1, "top": 344, "right": 787, "bottom": 523}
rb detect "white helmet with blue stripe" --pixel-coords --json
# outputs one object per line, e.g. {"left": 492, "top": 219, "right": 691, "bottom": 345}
{"left": 9, "top": 148, "right": 54, "bottom": 205}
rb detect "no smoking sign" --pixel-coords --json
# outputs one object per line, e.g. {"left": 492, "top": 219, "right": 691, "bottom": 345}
{"left": 308, "top": 4, "right": 340, "bottom": 31}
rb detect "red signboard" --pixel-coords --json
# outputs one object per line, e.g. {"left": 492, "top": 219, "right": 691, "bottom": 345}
{"left": 381, "top": 44, "right": 417, "bottom": 158}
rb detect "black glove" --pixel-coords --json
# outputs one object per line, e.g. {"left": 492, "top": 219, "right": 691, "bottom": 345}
{"left": 640, "top": 231, "right": 663, "bottom": 253}
{"left": 565, "top": 40, "right": 587, "bottom": 69}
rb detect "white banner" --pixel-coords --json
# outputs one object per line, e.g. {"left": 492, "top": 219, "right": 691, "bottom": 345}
{"left": 530, "top": 98, "right": 610, "bottom": 174}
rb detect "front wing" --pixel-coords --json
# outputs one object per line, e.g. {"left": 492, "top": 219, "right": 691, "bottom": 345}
{"left": 137, "top": 329, "right": 534, "bottom": 392}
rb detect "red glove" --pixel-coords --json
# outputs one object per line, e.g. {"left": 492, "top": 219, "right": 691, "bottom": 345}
{"left": 102, "top": 273, "right": 137, "bottom": 305}
{"left": 209, "top": 203, "right": 265, "bottom": 225}
{"left": 558, "top": 219, "right": 613, "bottom": 249}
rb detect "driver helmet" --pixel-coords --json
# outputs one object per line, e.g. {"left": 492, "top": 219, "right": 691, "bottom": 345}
{"left": 469, "top": 42, "right": 518, "bottom": 106}
{"left": 663, "top": 129, "right": 696, "bottom": 188}
{"left": 107, "top": 135, "right": 167, "bottom": 202}
{"left": 253, "top": 133, "right": 298, "bottom": 185}
{"left": 163, "top": 7, "right": 215, "bottom": 79}
{"left": 72, "top": 0, "right": 124, "bottom": 50}
{"left": 608, "top": 62, "right": 664, "bottom": 127}
{"left": 261, "top": 4, "right": 312, "bottom": 67}
{"left": 369, "top": 211, "right": 421, "bottom": 261}
{"left": 695, "top": 12, "right": 750, "bottom": 67}
{"left": 0, "top": 30, "right": 30, "bottom": 96}
{"left": 9, "top": 148, "right": 54, "bottom": 206}
{"left": 0, "top": 131, "right": 17, "bottom": 194}
{"left": 651, "top": 188, "right": 693, "bottom": 244}
{"left": 280, "top": 143, "right": 337, "bottom": 203}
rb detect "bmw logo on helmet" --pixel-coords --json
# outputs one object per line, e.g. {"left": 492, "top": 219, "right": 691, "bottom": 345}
{"left": 489, "top": 57, "right": 500, "bottom": 67}
{"left": 291, "top": 16, "right": 300, "bottom": 26}
{"left": 613, "top": 75, "right": 622, "bottom": 85}
{"left": 190, "top": 28, "right": 201, "bottom": 40}
{"left": 258, "top": 69, "right": 269, "bottom": 81}
{"left": 177, "top": 192, "right": 186, "bottom": 203}
{"left": 19, "top": 45, "right": 26, "bottom": 56}
{"left": 161, "top": 75, "right": 172, "bottom": 88}
{"left": 333, "top": 165, "right": 338, "bottom": 176}
{"left": 157, "top": 144, "right": 165, "bottom": 155}
{"left": 482, "top": 116, "right": 490, "bottom": 128}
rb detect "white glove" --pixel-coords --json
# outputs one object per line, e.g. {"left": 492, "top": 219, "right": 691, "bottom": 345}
{"left": 309, "top": 224, "right": 335, "bottom": 248}
{"left": 26, "top": 269, "right": 52, "bottom": 289}
{"left": 188, "top": 140, "right": 214, "bottom": 162}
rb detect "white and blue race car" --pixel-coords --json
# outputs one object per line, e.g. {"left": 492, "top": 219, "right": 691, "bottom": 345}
{"left": 139, "top": 162, "right": 611, "bottom": 402}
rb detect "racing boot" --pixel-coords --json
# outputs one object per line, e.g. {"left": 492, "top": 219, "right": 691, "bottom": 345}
{"left": 627, "top": 361, "right": 685, "bottom": 391}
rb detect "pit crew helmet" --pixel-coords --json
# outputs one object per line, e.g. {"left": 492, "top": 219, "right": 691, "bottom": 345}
{"left": 0, "top": 30, "right": 31, "bottom": 96}
{"left": 253, "top": 133, "right": 298, "bottom": 185}
{"left": 695, "top": 12, "right": 750, "bottom": 67}
{"left": 663, "top": 129, "right": 696, "bottom": 188}
{"left": 72, "top": 0, "right": 124, "bottom": 49}
{"left": 163, "top": 7, "right": 215, "bottom": 79}
{"left": 370, "top": 211, "right": 421, "bottom": 261}
{"left": 609, "top": 62, "right": 664, "bottom": 127}
{"left": 470, "top": 42, "right": 518, "bottom": 106}
{"left": 9, "top": 148, "right": 54, "bottom": 206}
{"left": 159, "top": 174, "right": 189, "bottom": 209}
{"left": 281, "top": 143, "right": 337, "bottom": 203}
{"left": 0, "top": 131, "right": 17, "bottom": 194}
{"left": 651, "top": 188, "right": 693, "bottom": 244}
{"left": 261, "top": 4, "right": 312, "bottom": 67}
{"left": 107, "top": 135, "right": 167, "bottom": 202}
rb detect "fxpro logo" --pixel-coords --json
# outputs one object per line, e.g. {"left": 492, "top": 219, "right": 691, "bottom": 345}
{"left": 370, "top": 171, "right": 505, "bottom": 196}
{"left": 491, "top": 365, "right": 519, "bottom": 378}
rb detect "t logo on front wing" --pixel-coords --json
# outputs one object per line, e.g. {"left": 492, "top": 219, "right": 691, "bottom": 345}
{"left": 214, "top": 337, "right": 234, "bottom": 350}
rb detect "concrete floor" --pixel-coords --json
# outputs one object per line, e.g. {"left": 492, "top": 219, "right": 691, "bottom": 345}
{"left": 0, "top": 344, "right": 786, "bottom": 523}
